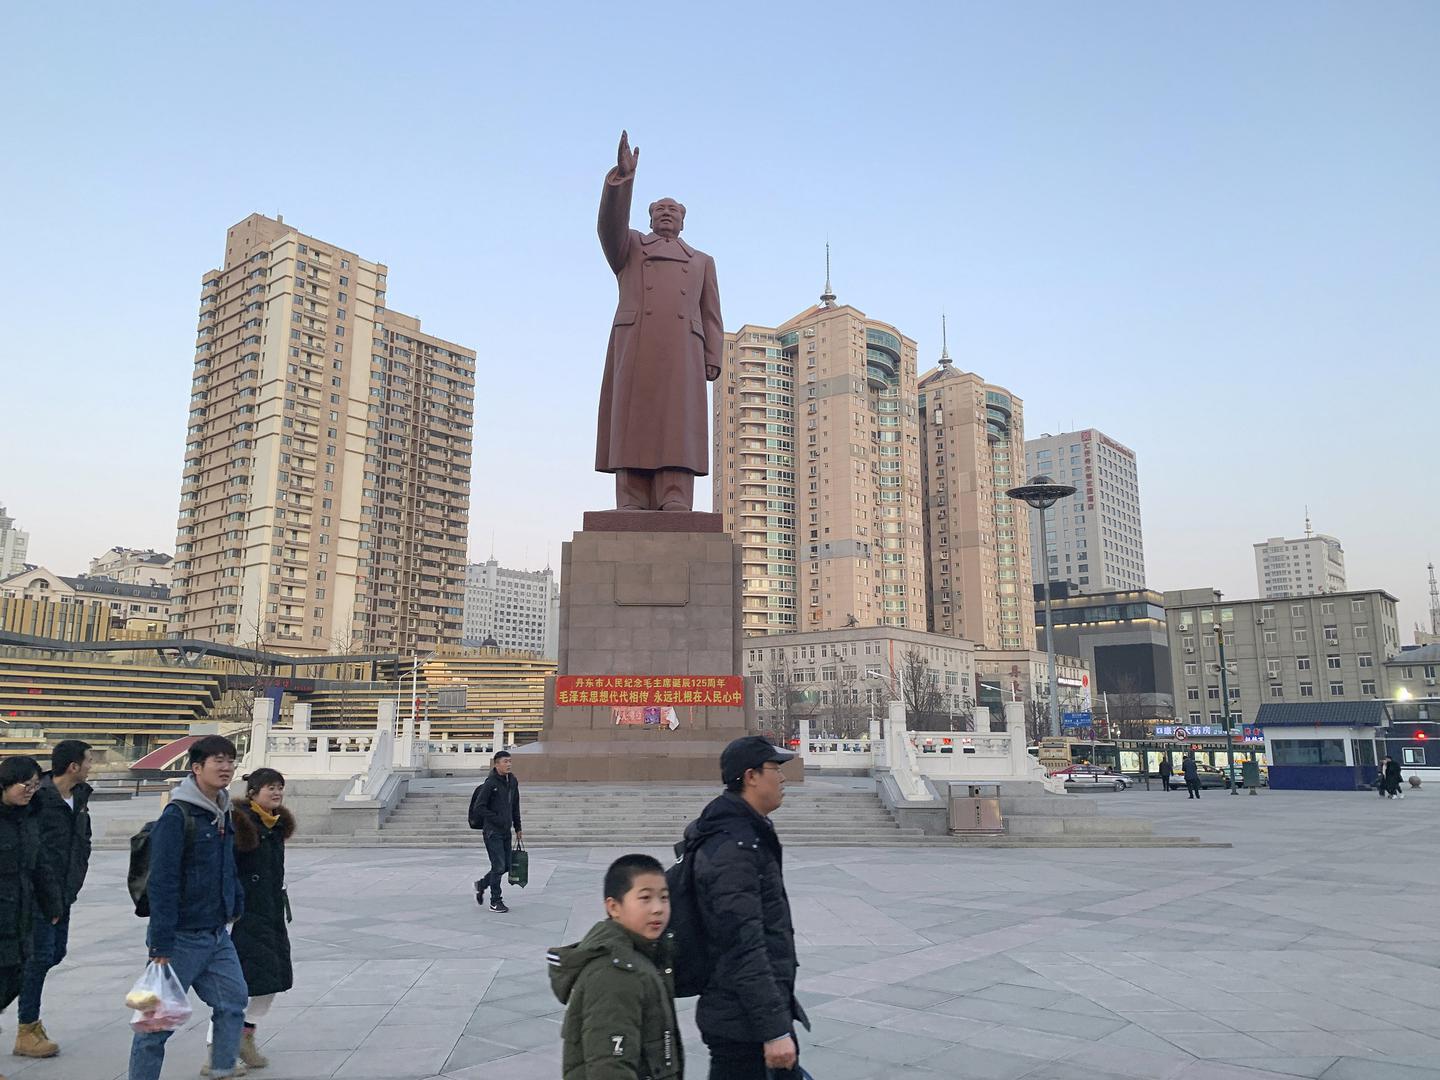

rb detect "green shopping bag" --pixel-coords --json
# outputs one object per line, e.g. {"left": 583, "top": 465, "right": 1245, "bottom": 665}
{"left": 508, "top": 838, "right": 529, "bottom": 888}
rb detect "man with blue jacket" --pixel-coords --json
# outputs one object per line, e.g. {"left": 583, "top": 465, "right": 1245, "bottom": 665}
{"left": 128, "top": 735, "right": 247, "bottom": 1080}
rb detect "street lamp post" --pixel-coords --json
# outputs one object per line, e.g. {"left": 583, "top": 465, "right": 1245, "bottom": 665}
{"left": 1007, "top": 475, "right": 1077, "bottom": 739}
{"left": 1214, "top": 618, "right": 1238, "bottom": 794}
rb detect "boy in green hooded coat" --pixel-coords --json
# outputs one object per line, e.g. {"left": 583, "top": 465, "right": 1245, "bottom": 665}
{"left": 548, "top": 853, "right": 682, "bottom": 1079}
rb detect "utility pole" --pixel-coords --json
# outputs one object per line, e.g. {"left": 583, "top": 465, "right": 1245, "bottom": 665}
{"left": 1215, "top": 618, "right": 1237, "bottom": 793}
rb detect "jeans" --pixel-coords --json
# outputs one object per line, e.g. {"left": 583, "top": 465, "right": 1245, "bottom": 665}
{"left": 704, "top": 1034, "right": 801, "bottom": 1080}
{"left": 128, "top": 928, "right": 247, "bottom": 1080}
{"left": 17, "top": 911, "right": 69, "bottom": 1024}
{"left": 482, "top": 830, "right": 512, "bottom": 901}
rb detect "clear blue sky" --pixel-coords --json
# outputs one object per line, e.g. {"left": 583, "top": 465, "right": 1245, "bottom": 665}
{"left": 2, "top": 1, "right": 1436, "bottom": 632}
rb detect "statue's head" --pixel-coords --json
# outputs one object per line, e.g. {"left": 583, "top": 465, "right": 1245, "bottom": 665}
{"left": 649, "top": 198, "right": 685, "bottom": 238}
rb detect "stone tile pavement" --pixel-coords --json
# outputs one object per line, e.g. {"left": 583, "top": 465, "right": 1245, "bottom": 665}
{"left": 9, "top": 786, "right": 1440, "bottom": 1079}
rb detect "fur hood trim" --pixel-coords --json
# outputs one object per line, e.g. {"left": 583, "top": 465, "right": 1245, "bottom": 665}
{"left": 232, "top": 802, "right": 297, "bottom": 852}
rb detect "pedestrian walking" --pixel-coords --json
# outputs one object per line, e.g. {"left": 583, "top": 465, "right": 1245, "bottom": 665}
{"left": 1182, "top": 752, "right": 1201, "bottom": 799}
{"left": 684, "top": 736, "right": 808, "bottom": 1080}
{"left": 128, "top": 735, "right": 247, "bottom": 1080}
{"left": 13, "top": 741, "right": 92, "bottom": 1060}
{"left": 470, "top": 751, "right": 522, "bottom": 913}
{"left": 1384, "top": 756, "right": 1404, "bottom": 799}
{"left": 549, "top": 854, "right": 681, "bottom": 1080}
{"left": 0, "top": 756, "right": 61, "bottom": 1080}
{"left": 1158, "top": 755, "right": 1173, "bottom": 792}
{"left": 201, "top": 768, "right": 295, "bottom": 1074}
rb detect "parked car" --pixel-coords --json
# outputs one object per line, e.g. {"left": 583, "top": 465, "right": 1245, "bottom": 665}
{"left": 1173, "top": 762, "right": 1268, "bottom": 789}
{"left": 1049, "top": 764, "right": 1130, "bottom": 792}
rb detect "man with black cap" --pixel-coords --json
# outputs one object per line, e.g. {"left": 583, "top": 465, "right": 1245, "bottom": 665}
{"left": 681, "top": 735, "right": 808, "bottom": 1079}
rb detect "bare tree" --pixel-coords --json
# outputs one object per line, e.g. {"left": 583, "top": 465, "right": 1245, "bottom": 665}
{"left": 898, "top": 649, "right": 944, "bottom": 730}
{"left": 757, "top": 654, "right": 819, "bottom": 745}
{"left": 1100, "top": 673, "right": 1155, "bottom": 740}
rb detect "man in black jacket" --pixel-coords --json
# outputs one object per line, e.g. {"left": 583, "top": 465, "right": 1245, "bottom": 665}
{"left": 13, "top": 740, "right": 92, "bottom": 1059}
{"left": 685, "top": 736, "right": 808, "bottom": 1080}
{"left": 471, "top": 751, "right": 522, "bottom": 913}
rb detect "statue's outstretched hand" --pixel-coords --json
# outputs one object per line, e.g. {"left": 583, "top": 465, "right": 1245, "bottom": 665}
{"left": 617, "top": 130, "right": 639, "bottom": 178}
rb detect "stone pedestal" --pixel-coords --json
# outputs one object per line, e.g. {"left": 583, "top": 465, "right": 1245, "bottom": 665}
{"left": 513, "top": 513, "right": 789, "bottom": 782}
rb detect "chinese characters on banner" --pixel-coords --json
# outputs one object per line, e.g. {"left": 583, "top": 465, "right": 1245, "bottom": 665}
{"left": 555, "top": 675, "right": 744, "bottom": 708}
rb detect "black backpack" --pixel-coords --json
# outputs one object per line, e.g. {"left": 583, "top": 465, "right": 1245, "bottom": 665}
{"left": 665, "top": 833, "right": 710, "bottom": 998}
{"left": 467, "top": 783, "right": 487, "bottom": 830}
{"left": 128, "top": 805, "right": 196, "bottom": 918}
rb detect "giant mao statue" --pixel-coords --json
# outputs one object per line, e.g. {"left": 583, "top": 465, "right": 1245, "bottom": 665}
{"left": 596, "top": 131, "right": 722, "bottom": 512}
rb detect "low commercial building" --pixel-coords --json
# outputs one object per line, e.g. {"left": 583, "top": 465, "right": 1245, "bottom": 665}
{"left": 972, "top": 648, "right": 1091, "bottom": 731}
{"left": 1036, "top": 584, "right": 1172, "bottom": 724}
{"left": 0, "top": 567, "right": 171, "bottom": 634}
{"left": 0, "top": 595, "right": 114, "bottom": 642}
{"left": 741, "top": 626, "right": 976, "bottom": 738}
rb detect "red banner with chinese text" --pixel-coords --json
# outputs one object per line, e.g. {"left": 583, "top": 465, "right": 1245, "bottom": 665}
{"left": 555, "top": 675, "right": 744, "bottom": 708}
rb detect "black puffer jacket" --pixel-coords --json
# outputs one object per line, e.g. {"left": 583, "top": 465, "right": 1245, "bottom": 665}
{"left": 0, "top": 802, "right": 61, "bottom": 968}
{"left": 470, "top": 770, "right": 521, "bottom": 835}
{"left": 32, "top": 775, "right": 92, "bottom": 911}
{"left": 230, "top": 802, "right": 295, "bottom": 998}
{"left": 685, "top": 791, "right": 808, "bottom": 1044}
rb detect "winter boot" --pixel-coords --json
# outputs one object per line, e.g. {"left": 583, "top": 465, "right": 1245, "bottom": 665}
{"left": 239, "top": 1028, "right": 269, "bottom": 1068}
{"left": 12, "top": 1021, "right": 59, "bottom": 1058}
{"left": 199, "top": 1046, "right": 249, "bottom": 1077}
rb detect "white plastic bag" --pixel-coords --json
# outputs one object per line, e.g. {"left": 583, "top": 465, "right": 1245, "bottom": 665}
{"left": 126, "top": 961, "right": 193, "bottom": 1033}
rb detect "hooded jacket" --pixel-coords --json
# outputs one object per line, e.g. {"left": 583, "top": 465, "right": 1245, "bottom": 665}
{"left": 684, "top": 791, "right": 808, "bottom": 1045}
{"left": 0, "top": 800, "right": 62, "bottom": 968}
{"left": 549, "top": 918, "right": 682, "bottom": 1080}
{"left": 230, "top": 801, "right": 295, "bottom": 997}
{"left": 32, "top": 773, "right": 93, "bottom": 911}
{"left": 145, "top": 776, "right": 244, "bottom": 959}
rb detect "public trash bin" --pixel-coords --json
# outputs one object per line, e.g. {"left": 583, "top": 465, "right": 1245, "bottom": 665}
{"left": 1241, "top": 759, "right": 1261, "bottom": 794}
{"left": 949, "top": 783, "right": 1004, "bottom": 833}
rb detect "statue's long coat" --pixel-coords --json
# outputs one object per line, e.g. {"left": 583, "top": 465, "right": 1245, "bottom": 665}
{"left": 596, "top": 167, "right": 723, "bottom": 475}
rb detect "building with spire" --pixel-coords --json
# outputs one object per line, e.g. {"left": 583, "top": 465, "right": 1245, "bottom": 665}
{"left": 917, "top": 326, "right": 1033, "bottom": 650}
{"left": 0, "top": 505, "right": 28, "bottom": 580}
{"left": 1253, "top": 516, "right": 1346, "bottom": 599}
{"left": 712, "top": 256, "right": 926, "bottom": 634}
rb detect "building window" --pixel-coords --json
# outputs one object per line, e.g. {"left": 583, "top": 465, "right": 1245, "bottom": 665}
{"left": 1184, "top": 662, "right": 1197, "bottom": 676}
{"left": 1294, "top": 628, "right": 1307, "bottom": 642}
{"left": 1264, "top": 629, "right": 1278, "bottom": 644}
{"left": 1187, "top": 688, "right": 1200, "bottom": 701}
{"left": 1299, "top": 682, "right": 1314, "bottom": 697}
{"left": 1327, "top": 656, "right": 1341, "bottom": 669}
{"left": 1354, "top": 625, "right": 1369, "bottom": 638}
{"left": 1358, "top": 654, "right": 1373, "bottom": 668}
{"left": 1352, "top": 598, "right": 1366, "bottom": 613}
{"left": 1270, "top": 685, "right": 1284, "bottom": 698}
{"left": 1361, "top": 680, "right": 1376, "bottom": 695}
{"left": 1329, "top": 681, "right": 1344, "bottom": 696}
{"left": 1291, "top": 604, "right": 1304, "bottom": 617}
{"left": 1207, "top": 686, "right": 1220, "bottom": 700}
{"left": 1266, "top": 659, "right": 1280, "bottom": 678}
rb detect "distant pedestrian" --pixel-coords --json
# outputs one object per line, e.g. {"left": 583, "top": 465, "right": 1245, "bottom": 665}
{"left": 1182, "top": 753, "right": 1200, "bottom": 799}
{"left": 13, "top": 741, "right": 92, "bottom": 1060}
{"left": 685, "top": 736, "right": 808, "bottom": 1080}
{"left": 470, "top": 751, "right": 522, "bottom": 913}
{"left": 1384, "top": 756, "right": 1404, "bottom": 800}
{"left": 203, "top": 768, "right": 295, "bottom": 1074}
{"left": 0, "top": 756, "right": 61, "bottom": 1069}
{"left": 128, "top": 735, "right": 247, "bottom": 1080}
{"left": 1158, "top": 756, "right": 1173, "bottom": 792}
{"left": 549, "top": 854, "right": 681, "bottom": 1080}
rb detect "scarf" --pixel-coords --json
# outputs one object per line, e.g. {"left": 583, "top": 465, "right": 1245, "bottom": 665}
{"left": 250, "top": 799, "right": 280, "bottom": 830}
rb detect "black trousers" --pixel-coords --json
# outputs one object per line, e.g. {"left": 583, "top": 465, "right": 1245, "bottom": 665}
{"left": 1186, "top": 778, "right": 1200, "bottom": 798}
{"left": 481, "top": 830, "right": 512, "bottom": 900}
{"left": 0, "top": 963, "right": 22, "bottom": 1015}
{"left": 1160, "top": 775, "right": 1171, "bottom": 791}
{"left": 705, "top": 1035, "right": 801, "bottom": 1080}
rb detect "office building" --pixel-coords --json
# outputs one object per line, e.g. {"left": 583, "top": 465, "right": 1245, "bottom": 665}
{"left": 89, "top": 547, "right": 174, "bottom": 589}
{"left": 713, "top": 280, "right": 925, "bottom": 635}
{"left": 0, "top": 505, "right": 27, "bottom": 580}
{"left": 917, "top": 339, "right": 1031, "bottom": 650}
{"left": 1163, "top": 587, "right": 1401, "bottom": 729}
{"left": 1037, "top": 583, "right": 1172, "bottom": 721}
{"left": 170, "top": 214, "right": 474, "bottom": 655}
{"left": 1254, "top": 524, "right": 1346, "bottom": 598}
{"left": 1024, "top": 429, "right": 1145, "bottom": 593}
{"left": 462, "top": 558, "right": 560, "bottom": 659}
{"left": 741, "top": 626, "right": 975, "bottom": 737}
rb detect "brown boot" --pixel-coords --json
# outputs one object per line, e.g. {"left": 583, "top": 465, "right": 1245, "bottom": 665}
{"left": 12, "top": 1021, "right": 59, "bottom": 1058}
{"left": 238, "top": 1028, "right": 269, "bottom": 1068}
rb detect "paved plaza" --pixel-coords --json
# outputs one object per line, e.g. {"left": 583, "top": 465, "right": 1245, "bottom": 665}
{"left": 10, "top": 786, "right": 1440, "bottom": 1080}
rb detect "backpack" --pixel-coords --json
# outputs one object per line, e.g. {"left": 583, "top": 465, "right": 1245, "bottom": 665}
{"left": 467, "top": 783, "right": 487, "bottom": 830}
{"left": 128, "top": 805, "right": 196, "bottom": 918}
{"left": 665, "top": 833, "right": 710, "bottom": 998}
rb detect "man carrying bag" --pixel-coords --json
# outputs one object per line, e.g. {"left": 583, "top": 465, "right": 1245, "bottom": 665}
{"left": 468, "top": 751, "right": 522, "bottom": 912}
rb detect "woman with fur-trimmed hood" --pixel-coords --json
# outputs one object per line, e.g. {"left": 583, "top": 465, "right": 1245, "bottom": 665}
{"left": 207, "top": 768, "right": 295, "bottom": 1073}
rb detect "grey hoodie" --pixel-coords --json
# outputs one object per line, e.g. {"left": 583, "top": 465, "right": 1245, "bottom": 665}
{"left": 170, "top": 775, "right": 232, "bottom": 825}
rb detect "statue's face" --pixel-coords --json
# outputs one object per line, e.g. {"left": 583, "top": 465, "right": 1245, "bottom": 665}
{"left": 649, "top": 198, "right": 685, "bottom": 238}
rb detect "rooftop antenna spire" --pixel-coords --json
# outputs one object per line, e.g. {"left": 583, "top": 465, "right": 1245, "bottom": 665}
{"left": 1304, "top": 506, "right": 1312, "bottom": 538}
{"left": 489, "top": 530, "right": 495, "bottom": 561}
{"left": 1430, "top": 561, "right": 1439, "bottom": 637}
{"left": 939, "top": 311, "right": 952, "bottom": 367}
{"left": 820, "top": 242, "right": 836, "bottom": 308}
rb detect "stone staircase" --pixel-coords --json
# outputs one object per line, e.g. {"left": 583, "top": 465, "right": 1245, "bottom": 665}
{"left": 942, "top": 781, "right": 1225, "bottom": 848}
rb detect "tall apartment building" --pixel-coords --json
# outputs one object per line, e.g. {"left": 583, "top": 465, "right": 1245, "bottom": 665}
{"left": 1254, "top": 524, "right": 1346, "bottom": 598}
{"left": 713, "top": 289, "right": 925, "bottom": 635}
{"left": 0, "top": 505, "right": 28, "bottom": 580}
{"left": 89, "top": 547, "right": 174, "bottom": 589}
{"left": 1163, "top": 587, "right": 1400, "bottom": 728}
{"left": 917, "top": 343, "right": 1031, "bottom": 650}
{"left": 170, "top": 214, "right": 474, "bottom": 656}
{"left": 462, "top": 558, "right": 560, "bottom": 659}
{"left": 1025, "top": 429, "right": 1145, "bottom": 593}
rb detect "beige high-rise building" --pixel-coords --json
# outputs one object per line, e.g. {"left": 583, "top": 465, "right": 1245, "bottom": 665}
{"left": 713, "top": 282, "right": 926, "bottom": 635}
{"left": 917, "top": 341, "right": 1032, "bottom": 650}
{"left": 171, "top": 214, "right": 474, "bottom": 655}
